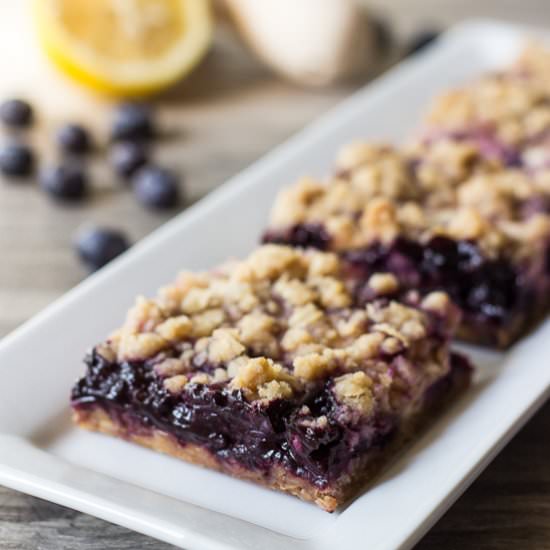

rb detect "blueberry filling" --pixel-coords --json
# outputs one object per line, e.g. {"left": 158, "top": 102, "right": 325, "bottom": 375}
{"left": 266, "top": 223, "right": 537, "bottom": 327}
{"left": 262, "top": 223, "right": 331, "bottom": 250}
{"left": 345, "top": 236, "right": 522, "bottom": 324}
{"left": 72, "top": 349, "right": 465, "bottom": 487}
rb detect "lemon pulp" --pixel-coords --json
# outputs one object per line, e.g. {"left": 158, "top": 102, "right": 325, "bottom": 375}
{"left": 33, "top": 0, "right": 212, "bottom": 97}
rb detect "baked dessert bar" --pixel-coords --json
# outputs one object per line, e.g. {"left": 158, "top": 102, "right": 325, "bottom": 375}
{"left": 71, "top": 245, "right": 471, "bottom": 511}
{"left": 265, "top": 47, "right": 550, "bottom": 347}
{"left": 264, "top": 42, "right": 550, "bottom": 349}
{"left": 264, "top": 138, "right": 550, "bottom": 347}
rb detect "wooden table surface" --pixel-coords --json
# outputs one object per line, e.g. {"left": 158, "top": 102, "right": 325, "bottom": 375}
{"left": 1, "top": 2, "right": 549, "bottom": 549}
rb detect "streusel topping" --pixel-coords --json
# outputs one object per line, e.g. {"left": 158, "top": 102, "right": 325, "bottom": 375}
{"left": 268, "top": 145, "right": 550, "bottom": 258}
{"left": 421, "top": 44, "right": 550, "bottom": 148}
{"left": 101, "top": 245, "right": 455, "bottom": 411}
{"left": 266, "top": 47, "right": 550, "bottom": 260}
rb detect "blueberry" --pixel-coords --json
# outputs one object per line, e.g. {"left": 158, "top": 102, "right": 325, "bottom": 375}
{"left": 0, "top": 98, "right": 33, "bottom": 128}
{"left": 75, "top": 226, "right": 130, "bottom": 271}
{"left": 111, "top": 103, "right": 154, "bottom": 141}
{"left": 57, "top": 123, "right": 92, "bottom": 154}
{"left": 110, "top": 141, "right": 148, "bottom": 178}
{"left": 40, "top": 164, "right": 88, "bottom": 201}
{"left": 0, "top": 143, "right": 34, "bottom": 177}
{"left": 405, "top": 29, "right": 440, "bottom": 56}
{"left": 133, "top": 165, "right": 180, "bottom": 209}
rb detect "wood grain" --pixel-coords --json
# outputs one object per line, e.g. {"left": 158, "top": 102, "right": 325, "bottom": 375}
{"left": 1, "top": 1, "right": 549, "bottom": 549}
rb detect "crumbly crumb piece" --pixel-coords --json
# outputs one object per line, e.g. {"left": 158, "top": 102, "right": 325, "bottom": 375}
{"left": 230, "top": 357, "right": 295, "bottom": 399}
{"left": 257, "top": 380, "right": 294, "bottom": 401}
{"left": 367, "top": 273, "right": 399, "bottom": 295}
{"left": 155, "top": 315, "right": 192, "bottom": 341}
{"left": 118, "top": 333, "right": 167, "bottom": 361}
{"left": 333, "top": 371, "right": 374, "bottom": 415}
{"left": 307, "top": 251, "right": 340, "bottom": 277}
{"left": 288, "top": 304, "right": 323, "bottom": 327}
{"left": 190, "top": 372, "right": 211, "bottom": 385}
{"left": 238, "top": 311, "right": 277, "bottom": 352}
{"left": 311, "top": 276, "right": 351, "bottom": 308}
{"left": 345, "top": 332, "right": 384, "bottom": 361}
{"left": 421, "top": 291, "right": 450, "bottom": 314}
{"left": 155, "top": 358, "right": 188, "bottom": 377}
{"left": 280, "top": 326, "right": 313, "bottom": 352}
{"left": 293, "top": 350, "right": 335, "bottom": 380}
{"left": 163, "top": 375, "right": 188, "bottom": 394}
{"left": 189, "top": 309, "right": 225, "bottom": 338}
{"left": 274, "top": 276, "right": 316, "bottom": 306}
{"left": 207, "top": 328, "right": 245, "bottom": 363}
{"left": 336, "top": 310, "right": 368, "bottom": 338}
{"left": 96, "top": 343, "right": 116, "bottom": 362}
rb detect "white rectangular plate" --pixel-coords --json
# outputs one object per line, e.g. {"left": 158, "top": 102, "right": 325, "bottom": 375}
{"left": 1, "top": 19, "right": 549, "bottom": 550}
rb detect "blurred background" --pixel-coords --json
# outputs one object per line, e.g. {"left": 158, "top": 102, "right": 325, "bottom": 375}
{"left": 1, "top": 1, "right": 550, "bottom": 547}
{"left": 1, "top": 0, "right": 549, "bottom": 337}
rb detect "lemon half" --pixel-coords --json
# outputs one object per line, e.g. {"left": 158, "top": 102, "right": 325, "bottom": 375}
{"left": 32, "top": 0, "right": 213, "bottom": 97}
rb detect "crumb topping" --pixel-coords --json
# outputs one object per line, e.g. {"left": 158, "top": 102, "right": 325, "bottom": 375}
{"left": 422, "top": 44, "right": 550, "bottom": 148}
{"left": 266, "top": 46, "right": 550, "bottom": 260}
{"left": 333, "top": 371, "right": 374, "bottom": 415}
{"left": 367, "top": 273, "right": 399, "bottom": 295}
{"left": 163, "top": 375, "right": 188, "bottom": 395}
{"left": 101, "top": 245, "right": 454, "bottom": 411}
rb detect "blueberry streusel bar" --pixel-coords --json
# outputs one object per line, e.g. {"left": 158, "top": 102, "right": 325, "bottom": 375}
{"left": 265, "top": 46, "right": 550, "bottom": 347}
{"left": 264, "top": 138, "right": 550, "bottom": 347}
{"left": 71, "top": 245, "right": 470, "bottom": 511}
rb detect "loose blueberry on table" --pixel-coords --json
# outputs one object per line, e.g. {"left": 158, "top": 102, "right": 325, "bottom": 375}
{"left": 57, "top": 123, "right": 92, "bottom": 154}
{"left": 111, "top": 103, "right": 154, "bottom": 142}
{"left": 0, "top": 142, "right": 35, "bottom": 177}
{"left": 133, "top": 165, "right": 181, "bottom": 209}
{"left": 110, "top": 141, "right": 148, "bottom": 179}
{"left": 71, "top": 245, "right": 471, "bottom": 511}
{"left": 40, "top": 163, "right": 88, "bottom": 201}
{"left": 75, "top": 226, "right": 130, "bottom": 271}
{"left": 0, "top": 98, "right": 34, "bottom": 128}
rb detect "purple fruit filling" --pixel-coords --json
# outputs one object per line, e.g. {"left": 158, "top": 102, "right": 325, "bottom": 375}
{"left": 263, "top": 223, "right": 331, "bottom": 251}
{"left": 71, "top": 348, "right": 469, "bottom": 488}
{"left": 345, "top": 236, "right": 522, "bottom": 324}
{"left": 264, "top": 226, "right": 547, "bottom": 333}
